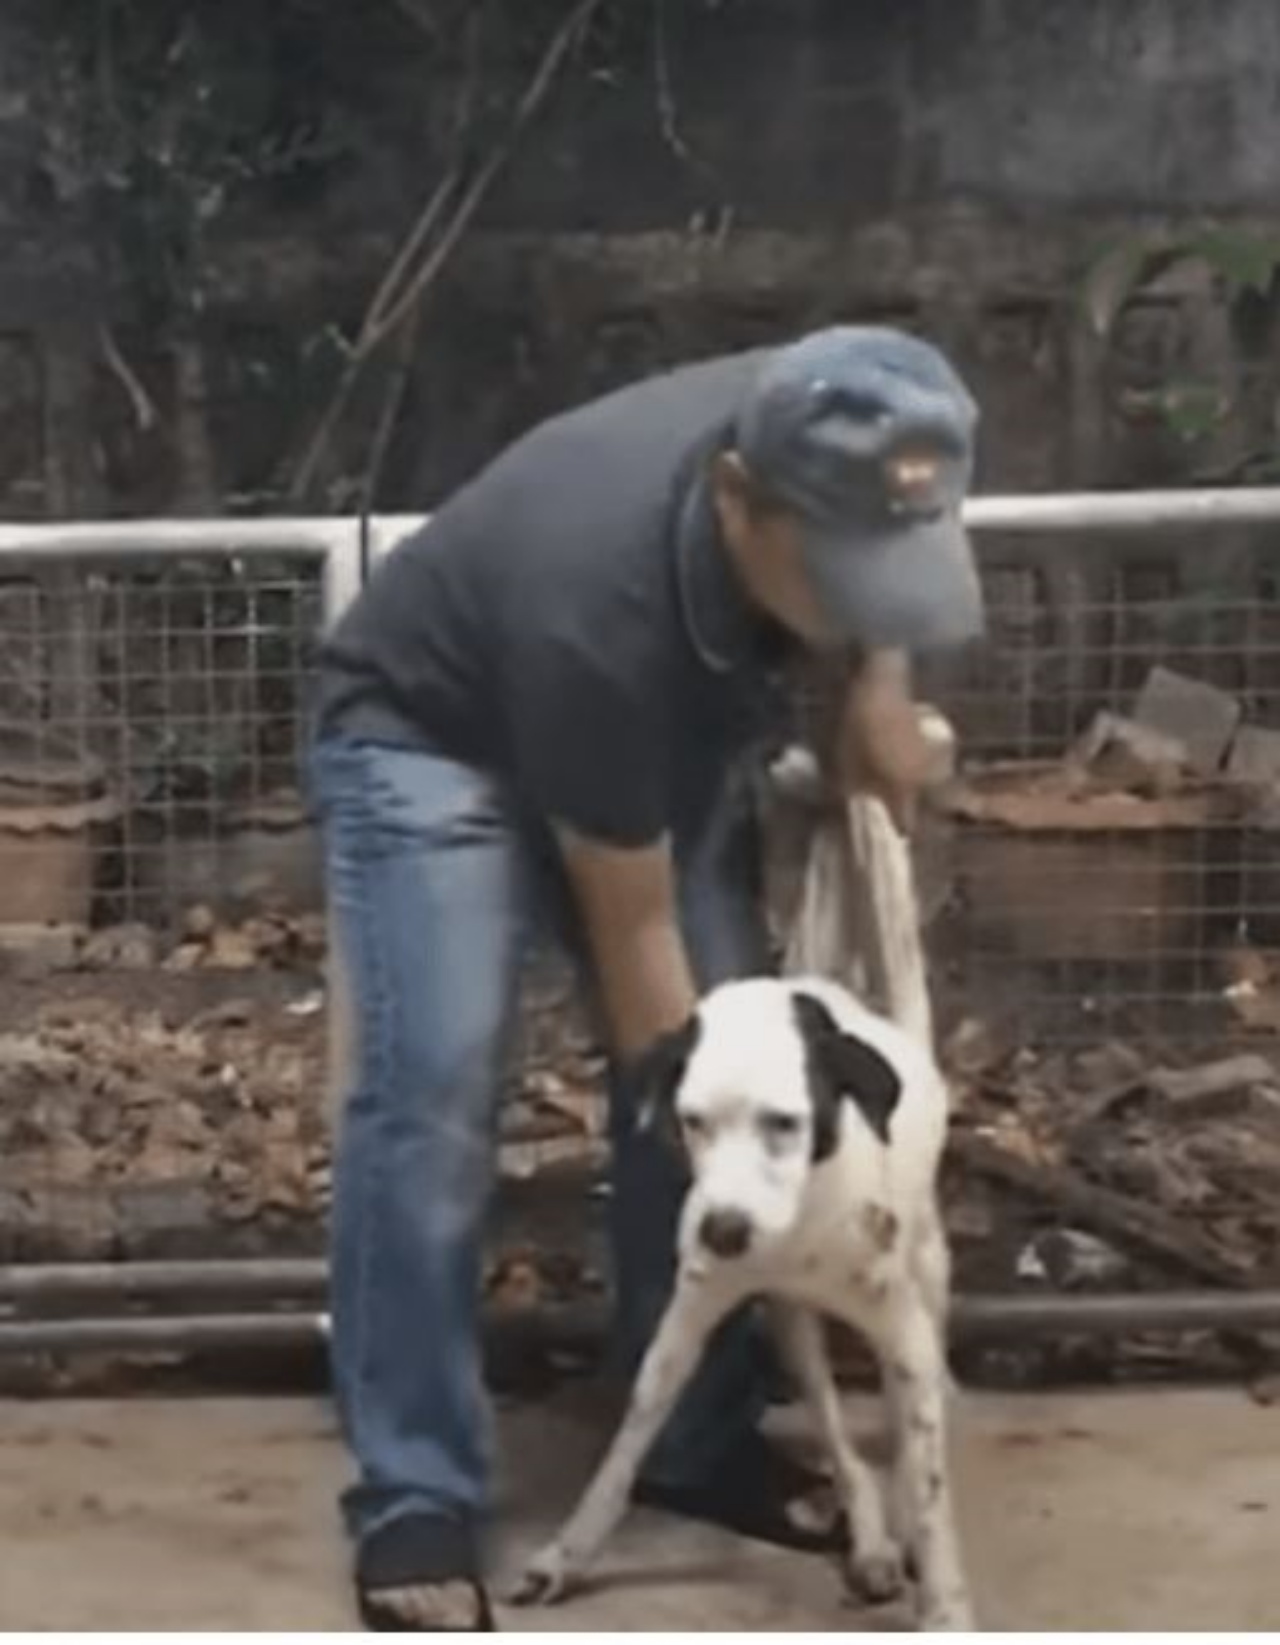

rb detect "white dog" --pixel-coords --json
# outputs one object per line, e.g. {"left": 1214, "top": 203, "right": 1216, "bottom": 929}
{"left": 512, "top": 974, "right": 973, "bottom": 1631}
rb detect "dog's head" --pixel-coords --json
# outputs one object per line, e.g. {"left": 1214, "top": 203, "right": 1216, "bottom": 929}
{"left": 634, "top": 978, "right": 902, "bottom": 1260}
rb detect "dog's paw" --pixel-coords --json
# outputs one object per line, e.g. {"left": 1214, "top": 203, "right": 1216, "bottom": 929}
{"left": 507, "top": 1545, "right": 576, "bottom": 1607}
{"left": 918, "top": 1595, "right": 975, "bottom": 1632}
{"left": 845, "top": 1541, "right": 907, "bottom": 1605}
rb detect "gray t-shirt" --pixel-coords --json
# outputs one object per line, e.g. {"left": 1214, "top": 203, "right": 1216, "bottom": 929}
{"left": 315, "top": 351, "right": 795, "bottom": 847}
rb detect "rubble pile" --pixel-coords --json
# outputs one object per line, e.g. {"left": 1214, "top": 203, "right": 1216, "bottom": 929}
{"left": 0, "top": 977, "right": 330, "bottom": 1258}
{"left": 0, "top": 921, "right": 606, "bottom": 1301}
{"left": 941, "top": 662, "right": 1280, "bottom": 844}
{"left": 942, "top": 1022, "right": 1280, "bottom": 1294}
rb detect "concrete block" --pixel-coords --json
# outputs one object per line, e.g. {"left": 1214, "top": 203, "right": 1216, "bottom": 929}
{"left": 1132, "top": 666, "right": 1241, "bottom": 776}
{"left": 0, "top": 921, "right": 84, "bottom": 975}
{"left": 1228, "top": 725, "right": 1280, "bottom": 787}
{"left": 1069, "top": 709, "right": 1188, "bottom": 795}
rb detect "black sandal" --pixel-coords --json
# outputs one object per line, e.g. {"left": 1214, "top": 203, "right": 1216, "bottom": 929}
{"left": 356, "top": 1512, "right": 495, "bottom": 1632}
{"left": 633, "top": 1430, "right": 846, "bottom": 1553}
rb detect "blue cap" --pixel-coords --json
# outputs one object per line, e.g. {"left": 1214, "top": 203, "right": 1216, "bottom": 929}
{"left": 734, "top": 326, "right": 982, "bottom": 651}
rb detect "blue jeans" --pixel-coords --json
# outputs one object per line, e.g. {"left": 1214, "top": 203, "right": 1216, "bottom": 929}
{"left": 309, "top": 734, "right": 774, "bottom": 1547}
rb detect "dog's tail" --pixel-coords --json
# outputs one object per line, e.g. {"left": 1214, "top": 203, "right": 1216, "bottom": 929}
{"left": 782, "top": 786, "right": 935, "bottom": 1054}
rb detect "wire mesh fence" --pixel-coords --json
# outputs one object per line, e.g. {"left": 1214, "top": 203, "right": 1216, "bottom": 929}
{"left": 2, "top": 521, "right": 1275, "bottom": 1054}
{"left": 0, "top": 535, "right": 342, "bottom": 1272}
{"left": 1, "top": 509, "right": 1280, "bottom": 1347}
{"left": 0, "top": 557, "right": 324, "bottom": 934}
{"left": 925, "top": 546, "right": 1280, "bottom": 1055}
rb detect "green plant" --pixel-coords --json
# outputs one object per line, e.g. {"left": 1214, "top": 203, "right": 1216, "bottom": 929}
{"left": 1081, "top": 227, "right": 1280, "bottom": 470}
{"left": 1082, "top": 228, "right": 1280, "bottom": 340}
{"left": 1079, "top": 229, "right": 1280, "bottom": 630}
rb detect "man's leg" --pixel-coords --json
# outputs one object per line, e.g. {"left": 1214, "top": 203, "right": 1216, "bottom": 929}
{"left": 312, "top": 736, "right": 529, "bottom": 1626}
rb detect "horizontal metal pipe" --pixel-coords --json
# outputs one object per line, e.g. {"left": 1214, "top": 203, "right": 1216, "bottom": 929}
{"left": 368, "top": 490, "right": 1280, "bottom": 554}
{"left": 3, "top": 485, "right": 1280, "bottom": 567}
{"left": 964, "top": 486, "right": 1280, "bottom": 533}
{"left": 0, "top": 518, "right": 357, "bottom": 558}
{"left": 377, "top": 492, "right": 1280, "bottom": 541}
{"left": 0, "top": 1258, "right": 326, "bottom": 1303}
{"left": 0, "top": 1313, "right": 326, "bottom": 1356}
{"left": 0, "top": 1305, "right": 605, "bottom": 1359}
{"left": 5, "top": 1264, "right": 1280, "bottom": 1354}
{"left": 955, "top": 1289, "right": 1280, "bottom": 1339}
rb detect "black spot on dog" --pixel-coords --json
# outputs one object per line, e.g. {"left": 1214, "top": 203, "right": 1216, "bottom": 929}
{"left": 791, "top": 992, "right": 901, "bottom": 1158}
{"left": 631, "top": 1014, "right": 701, "bottom": 1150}
{"left": 863, "top": 1205, "right": 900, "bottom": 1252}
{"left": 908, "top": 1410, "right": 935, "bottom": 1441}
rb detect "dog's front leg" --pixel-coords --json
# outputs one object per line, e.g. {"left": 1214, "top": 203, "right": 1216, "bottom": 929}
{"left": 512, "top": 1277, "right": 732, "bottom": 1606}
{"left": 769, "top": 1303, "right": 904, "bottom": 1604}
{"left": 878, "top": 1291, "right": 973, "bottom": 1631}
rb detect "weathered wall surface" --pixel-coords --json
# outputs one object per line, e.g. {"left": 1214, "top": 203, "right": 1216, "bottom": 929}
{"left": 0, "top": 0, "right": 1276, "bottom": 517}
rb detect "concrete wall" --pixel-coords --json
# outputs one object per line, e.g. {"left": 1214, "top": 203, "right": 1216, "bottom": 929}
{"left": 498, "top": 0, "right": 1280, "bottom": 226}
{"left": 0, "top": 0, "right": 1276, "bottom": 515}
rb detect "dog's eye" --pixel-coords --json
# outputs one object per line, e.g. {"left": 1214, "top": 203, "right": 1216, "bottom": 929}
{"left": 760, "top": 1112, "right": 802, "bottom": 1141}
{"left": 680, "top": 1113, "right": 707, "bottom": 1138}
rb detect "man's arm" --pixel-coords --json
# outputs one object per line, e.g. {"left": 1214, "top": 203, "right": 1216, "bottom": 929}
{"left": 555, "top": 826, "right": 695, "bottom": 1059}
{"left": 833, "top": 648, "right": 932, "bottom": 834}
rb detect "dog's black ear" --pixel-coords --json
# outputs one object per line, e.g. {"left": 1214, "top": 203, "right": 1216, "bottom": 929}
{"left": 791, "top": 991, "right": 901, "bottom": 1156}
{"left": 631, "top": 1014, "right": 701, "bottom": 1144}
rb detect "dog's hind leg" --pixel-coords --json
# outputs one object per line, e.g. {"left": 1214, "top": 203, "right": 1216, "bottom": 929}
{"left": 910, "top": 1203, "right": 951, "bottom": 1351}
{"left": 511, "top": 1279, "right": 733, "bottom": 1606}
{"left": 876, "top": 1290, "right": 974, "bottom": 1631}
{"left": 769, "top": 1303, "right": 905, "bottom": 1605}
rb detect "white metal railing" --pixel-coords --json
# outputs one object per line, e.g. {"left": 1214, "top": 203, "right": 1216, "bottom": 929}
{"left": 0, "top": 481, "right": 1277, "bottom": 590}
{"left": 0, "top": 517, "right": 364, "bottom": 631}
{"left": 964, "top": 486, "right": 1280, "bottom": 533}
{"left": 354, "top": 487, "right": 1280, "bottom": 559}
{"left": 0, "top": 483, "right": 1273, "bottom": 643}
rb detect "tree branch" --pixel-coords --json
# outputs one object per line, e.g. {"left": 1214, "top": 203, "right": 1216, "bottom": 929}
{"left": 359, "top": 300, "right": 423, "bottom": 515}
{"left": 289, "top": 0, "right": 604, "bottom": 506}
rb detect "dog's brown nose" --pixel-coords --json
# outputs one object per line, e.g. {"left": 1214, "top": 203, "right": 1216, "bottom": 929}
{"left": 698, "top": 1208, "right": 752, "bottom": 1259}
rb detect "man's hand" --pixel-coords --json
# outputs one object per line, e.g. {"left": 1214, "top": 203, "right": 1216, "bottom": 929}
{"left": 834, "top": 650, "right": 934, "bottom": 836}
{"left": 555, "top": 826, "right": 696, "bottom": 1058}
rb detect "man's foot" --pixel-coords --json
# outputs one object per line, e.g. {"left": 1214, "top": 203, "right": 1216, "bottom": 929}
{"left": 633, "top": 1430, "right": 845, "bottom": 1552}
{"left": 356, "top": 1511, "right": 495, "bottom": 1631}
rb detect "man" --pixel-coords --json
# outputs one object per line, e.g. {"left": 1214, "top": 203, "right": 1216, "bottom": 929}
{"left": 310, "top": 326, "right": 982, "bottom": 1630}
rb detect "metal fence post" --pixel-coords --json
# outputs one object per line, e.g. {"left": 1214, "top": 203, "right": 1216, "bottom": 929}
{"left": 320, "top": 520, "right": 363, "bottom": 1133}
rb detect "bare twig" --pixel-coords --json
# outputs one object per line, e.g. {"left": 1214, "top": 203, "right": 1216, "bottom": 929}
{"left": 353, "top": 7, "right": 481, "bottom": 353}
{"left": 170, "top": 332, "right": 219, "bottom": 514}
{"left": 949, "top": 1131, "right": 1264, "bottom": 1289}
{"left": 363, "top": 171, "right": 460, "bottom": 353}
{"left": 288, "top": 166, "right": 460, "bottom": 506}
{"left": 450, "top": 4, "right": 486, "bottom": 147}
{"left": 366, "top": 0, "right": 602, "bottom": 350}
{"left": 386, "top": 0, "right": 448, "bottom": 45}
{"left": 652, "top": 0, "right": 692, "bottom": 165}
{"left": 359, "top": 300, "right": 423, "bottom": 515}
{"left": 97, "top": 324, "right": 158, "bottom": 432}
{"left": 290, "top": 0, "right": 603, "bottom": 505}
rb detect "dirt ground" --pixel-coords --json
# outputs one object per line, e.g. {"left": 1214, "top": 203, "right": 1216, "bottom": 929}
{"left": 0, "top": 1384, "right": 1275, "bottom": 1631}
